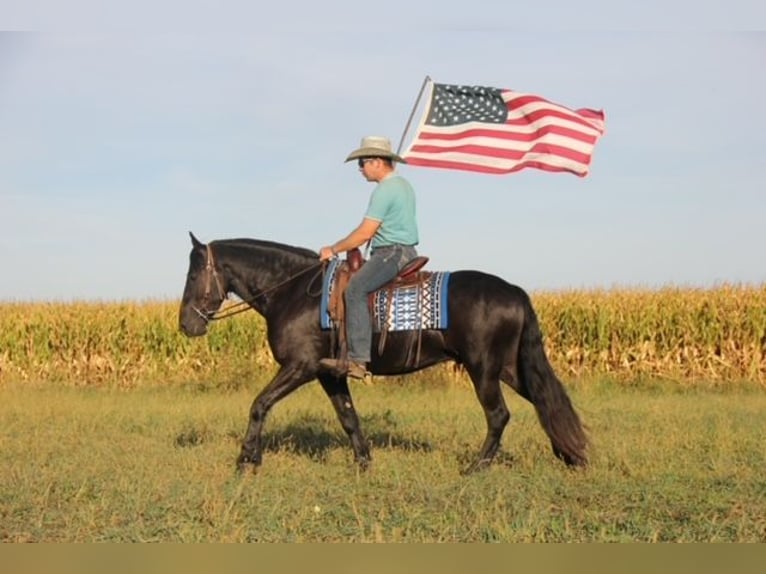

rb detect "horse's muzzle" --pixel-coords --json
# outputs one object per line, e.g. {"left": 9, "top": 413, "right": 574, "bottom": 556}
{"left": 179, "top": 308, "right": 210, "bottom": 337}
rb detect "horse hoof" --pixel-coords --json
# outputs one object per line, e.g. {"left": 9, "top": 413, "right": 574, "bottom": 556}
{"left": 236, "top": 454, "right": 261, "bottom": 474}
{"left": 554, "top": 448, "right": 588, "bottom": 468}
{"left": 563, "top": 456, "right": 588, "bottom": 469}
{"left": 461, "top": 458, "right": 492, "bottom": 475}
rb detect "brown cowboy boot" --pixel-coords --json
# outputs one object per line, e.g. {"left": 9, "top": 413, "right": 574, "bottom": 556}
{"left": 318, "top": 358, "right": 369, "bottom": 380}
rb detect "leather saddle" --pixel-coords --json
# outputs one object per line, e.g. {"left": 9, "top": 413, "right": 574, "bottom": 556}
{"left": 345, "top": 247, "right": 428, "bottom": 278}
{"left": 327, "top": 248, "right": 430, "bottom": 365}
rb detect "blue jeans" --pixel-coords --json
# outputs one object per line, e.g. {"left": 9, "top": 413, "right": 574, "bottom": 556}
{"left": 345, "top": 244, "right": 418, "bottom": 363}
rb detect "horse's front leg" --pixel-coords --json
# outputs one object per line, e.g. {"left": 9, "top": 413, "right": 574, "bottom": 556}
{"left": 318, "top": 373, "right": 371, "bottom": 470}
{"left": 237, "top": 364, "right": 314, "bottom": 472}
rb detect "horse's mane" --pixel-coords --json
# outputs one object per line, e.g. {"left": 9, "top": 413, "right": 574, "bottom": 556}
{"left": 212, "top": 238, "right": 318, "bottom": 261}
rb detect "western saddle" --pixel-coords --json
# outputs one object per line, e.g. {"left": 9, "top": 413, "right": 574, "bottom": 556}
{"left": 327, "top": 248, "right": 430, "bottom": 366}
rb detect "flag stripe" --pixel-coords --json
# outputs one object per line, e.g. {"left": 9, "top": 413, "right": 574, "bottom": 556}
{"left": 409, "top": 124, "right": 600, "bottom": 147}
{"left": 505, "top": 92, "right": 605, "bottom": 133}
{"left": 402, "top": 81, "right": 605, "bottom": 177}
{"left": 409, "top": 138, "right": 595, "bottom": 164}
{"left": 405, "top": 148, "right": 593, "bottom": 175}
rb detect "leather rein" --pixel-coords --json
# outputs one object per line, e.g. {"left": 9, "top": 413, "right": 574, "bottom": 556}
{"left": 191, "top": 244, "right": 325, "bottom": 323}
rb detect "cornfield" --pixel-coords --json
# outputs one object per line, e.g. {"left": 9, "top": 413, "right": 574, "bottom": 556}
{"left": 1, "top": 284, "right": 764, "bottom": 386}
{"left": 534, "top": 284, "right": 766, "bottom": 385}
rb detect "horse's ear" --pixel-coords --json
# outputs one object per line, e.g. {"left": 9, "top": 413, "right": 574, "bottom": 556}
{"left": 189, "top": 231, "right": 205, "bottom": 250}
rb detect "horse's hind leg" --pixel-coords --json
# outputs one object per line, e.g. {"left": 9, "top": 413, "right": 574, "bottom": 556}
{"left": 318, "top": 373, "right": 371, "bottom": 470}
{"left": 463, "top": 363, "right": 510, "bottom": 474}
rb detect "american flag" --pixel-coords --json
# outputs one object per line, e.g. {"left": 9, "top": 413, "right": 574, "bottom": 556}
{"left": 402, "top": 80, "right": 606, "bottom": 177}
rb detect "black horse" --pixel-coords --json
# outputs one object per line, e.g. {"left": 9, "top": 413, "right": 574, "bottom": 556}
{"left": 179, "top": 233, "right": 588, "bottom": 473}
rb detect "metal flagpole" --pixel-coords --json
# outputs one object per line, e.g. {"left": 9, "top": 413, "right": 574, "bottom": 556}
{"left": 396, "top": 75, "right": 432, "bottom": 155}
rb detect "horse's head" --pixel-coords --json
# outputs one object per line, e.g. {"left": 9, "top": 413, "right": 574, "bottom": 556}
{"left": 179, "top": 232, "right": 227, "bottom": 337}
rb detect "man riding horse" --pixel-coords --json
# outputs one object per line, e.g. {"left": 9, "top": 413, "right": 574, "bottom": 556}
{"left": 318, "top": 136, "right": 420, "bottom": 380}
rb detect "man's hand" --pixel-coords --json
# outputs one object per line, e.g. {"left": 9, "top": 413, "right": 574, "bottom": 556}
{"left": 319, "top": 246, "right": 336, "bottom": 261}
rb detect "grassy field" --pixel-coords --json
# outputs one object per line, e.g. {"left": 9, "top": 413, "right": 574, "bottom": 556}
{"left": 1, "top": 376, "right": 764, "bottom": 542}
{"left": 1, "top": 288, "right": 764, "bottom": 542}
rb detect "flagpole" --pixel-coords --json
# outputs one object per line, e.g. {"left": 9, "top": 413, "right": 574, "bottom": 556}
{"left": 396, "top": 75, "right": 432, "bottom": 155}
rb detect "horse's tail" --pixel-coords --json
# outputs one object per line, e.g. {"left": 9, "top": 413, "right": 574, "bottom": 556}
{"left": 518, "top": 296, "right": 588, "bottom": 467}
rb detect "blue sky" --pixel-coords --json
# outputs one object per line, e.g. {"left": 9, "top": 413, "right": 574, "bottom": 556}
{"left": 1, "top": 3, "right": 765, "bottom": 301}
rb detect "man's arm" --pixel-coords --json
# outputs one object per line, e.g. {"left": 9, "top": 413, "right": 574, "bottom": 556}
{"left": 319, "top": 217, "right": 381, "bottom": 261}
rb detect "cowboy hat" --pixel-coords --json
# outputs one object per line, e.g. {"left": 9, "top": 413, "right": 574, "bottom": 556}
{"left": 344, "top": 135, "right": 407, "bottom": 163}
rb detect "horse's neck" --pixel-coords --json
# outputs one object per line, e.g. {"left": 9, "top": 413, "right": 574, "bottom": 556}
{"left": 220, "top": 243, "right": 314, "bottom": 312}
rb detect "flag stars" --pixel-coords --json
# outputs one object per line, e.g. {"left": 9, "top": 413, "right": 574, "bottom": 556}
{"left": 427, "top": 84, "right": 508, "bottom": 126}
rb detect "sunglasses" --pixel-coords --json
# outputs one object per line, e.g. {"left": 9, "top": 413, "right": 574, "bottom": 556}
{"left": 357, "top": 158, "right": 377, "bottom": 168}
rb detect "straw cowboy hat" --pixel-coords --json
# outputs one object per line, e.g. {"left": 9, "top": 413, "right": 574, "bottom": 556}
{"left": 344, "top": 135, "right": 407, "bottom": 163}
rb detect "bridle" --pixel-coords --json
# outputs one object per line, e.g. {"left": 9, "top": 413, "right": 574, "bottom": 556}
{"left": 191, "top": 244, "right": 228, "bottom": 323}
{"left": 191, "top": 243, "right": 326, "bottom": 323}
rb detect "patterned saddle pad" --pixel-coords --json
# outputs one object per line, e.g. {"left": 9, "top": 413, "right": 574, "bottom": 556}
{"left": 320, "top": 259, "right": 450, "bottom": 332}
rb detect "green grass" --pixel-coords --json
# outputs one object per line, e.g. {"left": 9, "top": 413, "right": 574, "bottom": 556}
{"left": 1, "top": 377, "right": 764, "bottom": 542}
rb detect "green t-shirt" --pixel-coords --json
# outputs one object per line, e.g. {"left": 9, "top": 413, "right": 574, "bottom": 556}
{"left": 364, "top": 174, "right": 419, "bottom": 249}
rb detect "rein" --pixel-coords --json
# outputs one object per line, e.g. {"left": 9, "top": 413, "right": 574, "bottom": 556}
{"left": 192, "top": 244, "right": 326, "bottom": 323}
